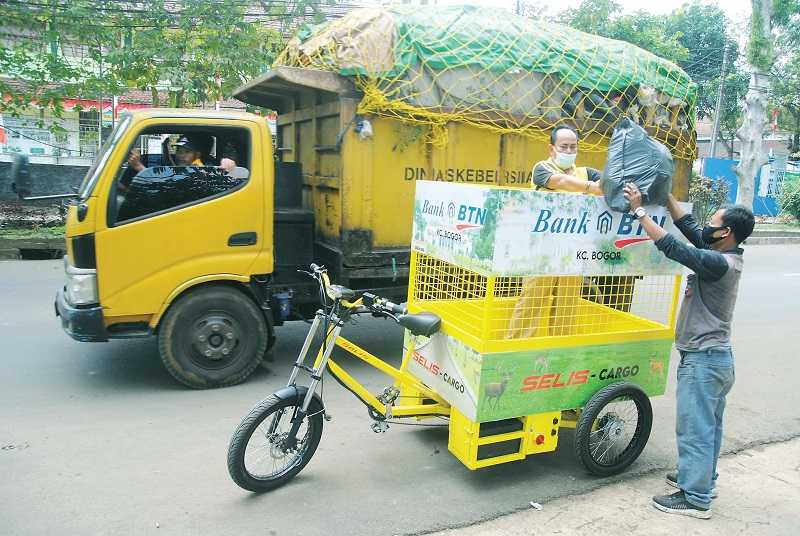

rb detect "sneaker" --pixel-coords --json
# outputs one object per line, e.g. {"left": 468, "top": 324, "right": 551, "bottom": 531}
{"left": 652, "top": 491, "right": 712, "bottom": 519}
{"left": 666, "top": 472, "right": 718, "bottom": 498}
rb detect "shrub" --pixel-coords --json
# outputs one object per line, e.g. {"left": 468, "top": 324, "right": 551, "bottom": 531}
{"left": 688, "top": 174, "right": 730, "bottom": 224}
{"left": 778, "top": 177, "right": 800, "bottom": 220}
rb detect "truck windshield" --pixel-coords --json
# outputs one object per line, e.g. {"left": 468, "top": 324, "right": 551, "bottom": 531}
{"left": 78, "top": 114, "right": 132, "bottom": 200}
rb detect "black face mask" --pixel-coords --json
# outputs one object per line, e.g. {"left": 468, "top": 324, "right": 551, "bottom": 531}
{"left": 702, "top": 225, "right": 728, "bottom": 245}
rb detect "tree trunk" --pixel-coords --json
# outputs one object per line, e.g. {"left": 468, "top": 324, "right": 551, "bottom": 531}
{"left": 735, "top": 0, "right": 773, "bottom": 209}
{"left": 151, "top": 87, "right": 160, "bottom": 107}
{"left": 735, "top": 71, "right": 770, "bottom": 207}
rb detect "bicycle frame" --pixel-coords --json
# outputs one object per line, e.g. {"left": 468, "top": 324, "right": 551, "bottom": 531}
{"left": 289, "top": 310, "right": 451, "bottom": 420}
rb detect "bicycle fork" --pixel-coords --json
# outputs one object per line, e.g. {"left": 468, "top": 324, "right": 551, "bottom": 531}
{"left": 277, "top": 311, "right": 342, "bottom": 450}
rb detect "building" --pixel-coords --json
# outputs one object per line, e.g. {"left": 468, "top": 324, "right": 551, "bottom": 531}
{"left": 696, "top": 117, "right": 793, "bottom": 161}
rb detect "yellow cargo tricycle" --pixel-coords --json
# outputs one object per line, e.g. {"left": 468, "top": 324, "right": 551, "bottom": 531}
{"left": 227, "top": 183, "right": 685, "bottom": 492}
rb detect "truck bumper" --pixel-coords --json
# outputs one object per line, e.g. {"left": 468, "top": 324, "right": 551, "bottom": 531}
{"left": 55, "top": 288, "right": 108, "bottom": 342}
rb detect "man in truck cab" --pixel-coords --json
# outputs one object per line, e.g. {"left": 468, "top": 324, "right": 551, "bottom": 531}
{"left": 127, "top": 134, "right": 212, "bottom": 172}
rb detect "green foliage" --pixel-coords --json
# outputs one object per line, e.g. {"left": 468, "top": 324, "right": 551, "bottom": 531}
{"left": 747, "top": 0, "right": 774, "bottom": 71}
{"left": 557, "top": 1, "right": 689, "bottom": 65}
{"left": 665, "top": 2, "right": 741, "bottom": 121}
{"left": 707, "top": 72, "right": 749, "bottom": 155}
{"left": 0, "top": 224, "right": 66, "bottom": 239}
{"left": 688, "top": 174, "right": 731, "bottom": 225}
{"left": 771, "top": 2, "right": 800, "bottom": 155}
{"left": 778, "top": 176, "right": 800, "bottom": 220}
{"left": 0, "top": 0, "right": 319, "bottom": 114}
{"left": 557, "top": 1, "right": 743, "bottom": 128}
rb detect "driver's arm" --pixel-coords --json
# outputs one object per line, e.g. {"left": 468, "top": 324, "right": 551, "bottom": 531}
{"left": 128, "top": 149, "right": 145, "bottom": 172}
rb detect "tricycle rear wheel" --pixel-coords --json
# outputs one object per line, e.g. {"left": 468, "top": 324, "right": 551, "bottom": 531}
{"left": 574, "top": 382, "right": 652, "bottom": 476}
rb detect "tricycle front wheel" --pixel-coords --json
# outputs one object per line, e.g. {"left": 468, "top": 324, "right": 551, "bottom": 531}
{"left": 227, "top": 393, "right": 324, "bottom": 492}
{"left": 574, "top": 382, "right": 653, "bottom": 477}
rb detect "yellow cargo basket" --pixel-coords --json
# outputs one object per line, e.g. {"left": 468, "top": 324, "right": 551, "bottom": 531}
{"left": 408, "top": 252, "right": 682, "bottom": 354}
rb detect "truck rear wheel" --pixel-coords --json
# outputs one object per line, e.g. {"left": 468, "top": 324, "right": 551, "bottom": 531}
{"left": 158, "top": 286, "right": 268, "bottom": 389}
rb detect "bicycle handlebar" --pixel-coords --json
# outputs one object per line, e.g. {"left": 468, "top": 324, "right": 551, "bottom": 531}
{"left": 298, "top": 266, "right": 407, "bottom": 316}
{"left": 383, "top": 300, "right": 407, "bottom": 315}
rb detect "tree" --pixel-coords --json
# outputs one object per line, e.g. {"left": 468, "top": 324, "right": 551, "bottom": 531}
{"left": 0, "top": 0, "right": 318, "bottom": 115}
{"left": 735, "top": 0, "right": 799, "bottom": 207}
{"left": 771, "top": 51, "right": 800, "bottom": 156}
{"left": 557, "top": 1, "right": 746, "bottom": 159}
{"left": 770, "top": 5, "right": 800, "bottom": 157}
{"left": 707, "top": 72, "right": 750, "bottom": 158}
{"left": 110, "top": 0, "right": 285, "bottom": 108}
{"left": 665, "top": 2, "right": 740, "bottom": 121}
{"left": 556, "top": 0, "right": 689, "bottom": 65}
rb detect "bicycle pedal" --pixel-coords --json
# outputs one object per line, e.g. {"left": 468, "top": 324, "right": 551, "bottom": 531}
{"left": 370, "top": 421, "right": 389, "bottom": 433}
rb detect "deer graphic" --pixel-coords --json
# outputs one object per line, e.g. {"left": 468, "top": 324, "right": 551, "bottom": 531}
{"left": 650, "top": 359, "right": 665, "bottom": 376}
{"left": 534, "top": 355, "right": 550, "bottom": 373}
{"left": 484, "top": 363, "right": 516, "bottom": 410}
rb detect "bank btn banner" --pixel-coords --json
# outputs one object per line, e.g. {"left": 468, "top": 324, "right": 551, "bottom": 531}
{"left": 405, "top": 331, "right": 672, "bottom": 422}
{"left": 411, "top": 181, "right": 690, "bottom": 276}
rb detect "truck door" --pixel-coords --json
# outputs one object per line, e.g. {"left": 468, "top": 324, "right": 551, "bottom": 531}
{"left": 94, "top": 121, "right": 264, "bottom": 318}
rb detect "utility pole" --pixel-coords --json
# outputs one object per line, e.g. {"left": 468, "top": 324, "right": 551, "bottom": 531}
{"left": 516, "top": 0, "right": 522, "bottom": 16}
{"left": 98, "top": 45, "right": 103, "bottom": 153}
{"left": 709, "top": 43, "right": 729, "bottom": 159}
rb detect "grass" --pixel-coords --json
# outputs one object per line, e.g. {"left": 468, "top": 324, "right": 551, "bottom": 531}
{"left": 0, "top": 225, "right": 66, "bottom": 240}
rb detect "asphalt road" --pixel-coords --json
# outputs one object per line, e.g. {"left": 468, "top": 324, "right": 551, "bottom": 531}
{"left": 2, "top": 246, "right": 799, "bottom": 535}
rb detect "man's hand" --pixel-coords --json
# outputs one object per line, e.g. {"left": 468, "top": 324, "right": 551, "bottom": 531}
{"left": 128, "top": 149, "right": 145, "bottom": 172}
{"left": 547, "top": 174, "right": 603, "bottom": 195}
{"left": 623, "top": 182, "right": 668, "bottom": 242}
{"left": 220, "top": 158, "right": 236, "bottom": 173}
{"left": 623, "top": 182, "right": 643, "bottom": 210}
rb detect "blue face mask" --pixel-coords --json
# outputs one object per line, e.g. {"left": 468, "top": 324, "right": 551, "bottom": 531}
{"left": 554, "top": 151, "right": 577, "bottom": 170}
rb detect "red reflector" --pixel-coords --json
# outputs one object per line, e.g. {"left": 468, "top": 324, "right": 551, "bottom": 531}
{"left": 536, "top": 434, "right": 545, "bottom": 445}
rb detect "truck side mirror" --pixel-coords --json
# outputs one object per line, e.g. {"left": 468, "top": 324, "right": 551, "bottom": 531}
{"left": 10, "top": 154, "right": 31, "bottom": 199}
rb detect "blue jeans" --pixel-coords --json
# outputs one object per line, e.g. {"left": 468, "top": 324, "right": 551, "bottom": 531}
{"left": 676, "top": 347, "right": 735, "bottom": 508}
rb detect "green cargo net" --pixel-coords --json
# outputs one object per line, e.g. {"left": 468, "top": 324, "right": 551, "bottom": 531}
{"left": 277, "top": 5, "right": 697, "bottom": 158}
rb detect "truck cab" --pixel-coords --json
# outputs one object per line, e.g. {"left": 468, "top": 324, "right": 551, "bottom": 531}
{"left": 57, "top": 109, "right": 289, "bottom": 387}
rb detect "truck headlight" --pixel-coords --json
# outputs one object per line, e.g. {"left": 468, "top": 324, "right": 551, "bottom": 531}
{"left": 64, "top": 257, "right": 98, "bottom": 305}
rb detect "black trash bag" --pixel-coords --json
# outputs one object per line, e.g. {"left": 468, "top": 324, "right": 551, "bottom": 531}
{"left": 601, "top": 117, "right": 673, "bottom": 212}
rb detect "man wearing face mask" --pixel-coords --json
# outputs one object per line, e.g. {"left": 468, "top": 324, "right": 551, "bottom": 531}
{"left": 532, "top": 125, "right": 603, "bottom": 194}
{"left": 506, "top": 126, "right": 603, "bottom": 340}
{"left": 624, "top": 183, "right": 754, "bottom": 520}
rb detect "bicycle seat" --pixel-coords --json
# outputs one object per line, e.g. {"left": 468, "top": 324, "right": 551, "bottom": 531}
{"left": 398, "top": 312, "right": 441, "bottom": 337}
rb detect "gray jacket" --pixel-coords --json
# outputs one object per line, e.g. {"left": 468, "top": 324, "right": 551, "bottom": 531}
{"left": 654, "top": 215, "right": 743, "bottom": 351}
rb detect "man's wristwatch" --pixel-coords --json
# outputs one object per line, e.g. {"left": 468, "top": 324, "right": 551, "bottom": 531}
{"left": 633, "top": 207, "right": 647, "bottom": 219}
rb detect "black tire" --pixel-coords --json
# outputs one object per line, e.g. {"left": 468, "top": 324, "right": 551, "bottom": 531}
{"left": 574, "top": 382, "right": 653, "bottom": 477}
{"left": 158, "top": 286, "right": 268, "bottom": 389}
{"left": 227, "top": 393, "right": 324, "bottom": 492}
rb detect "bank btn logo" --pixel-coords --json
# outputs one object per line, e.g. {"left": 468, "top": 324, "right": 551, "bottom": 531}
{"left": 447, "top": 202, "right": 457, "bottom": 222}
{"left": 596, "top": 211, "right": 613, "bottom": 234}
{"left": 532, "top": 207, "right": 667, "bottom": 249}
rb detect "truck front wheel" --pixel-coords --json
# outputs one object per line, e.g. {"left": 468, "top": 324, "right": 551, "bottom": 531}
{"left": 158, "top": 286, "right": 268, "bottom": 388}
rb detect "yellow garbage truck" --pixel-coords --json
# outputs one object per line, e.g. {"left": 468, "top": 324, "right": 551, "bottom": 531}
{"left": 12, "top": 6, "right": 697, "bottom": 388}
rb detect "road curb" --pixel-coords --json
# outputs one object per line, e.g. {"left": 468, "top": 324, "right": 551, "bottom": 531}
{"left": 746, "top": 236, "right": 800, "bottom": 245}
